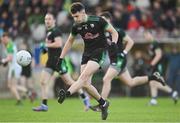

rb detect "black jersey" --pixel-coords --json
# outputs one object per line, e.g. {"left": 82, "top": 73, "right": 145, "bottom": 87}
{"left": 106, "top": 28, "right": 126, "bottom": 53}
{"left": 46, "top": 27, "right": 62, "bottom": 59}
{"left": 148, "top": 41, "right": 163, "bottom": 64}
{"left": 148, "top": 41, "right": 161, "bottom": 58}
{"left": 71, "top": 15, "right": 108, "bottom": 55}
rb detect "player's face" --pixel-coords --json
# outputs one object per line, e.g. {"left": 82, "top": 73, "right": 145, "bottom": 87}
{"left": 1, "top": 36, "right": 8, "bottom": 45}
{"left": 45, "top": 14, "right": 55, "bottom": 29}
{"left": 71, "top": 11, "right": 85, "bottom": 24}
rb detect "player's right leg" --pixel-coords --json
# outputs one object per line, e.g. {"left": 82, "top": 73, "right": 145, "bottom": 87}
{"left": 32, "top": 68, "right": 52, "bottom": 111}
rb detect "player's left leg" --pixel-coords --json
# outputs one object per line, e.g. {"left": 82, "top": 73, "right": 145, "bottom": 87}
{"left": 58, "top": 60, "right": 109, "bottom": 120}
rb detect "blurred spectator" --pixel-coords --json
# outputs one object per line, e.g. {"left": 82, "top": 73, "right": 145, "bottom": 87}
{"left": 166, "top": 45, "right": 180, "bottom": 92}
{"left": 140, "top": 13, "right": 154, "bottom": 29}
{"left": 127, "top": 14, "right": 140, "bottom": 30}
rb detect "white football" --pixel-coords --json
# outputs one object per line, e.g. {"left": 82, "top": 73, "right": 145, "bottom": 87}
{"left": 16, "top": 50, "right": 32, "bottom": 66}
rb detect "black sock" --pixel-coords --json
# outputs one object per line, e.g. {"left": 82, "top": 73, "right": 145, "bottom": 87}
{"left": 66, "top": 91, "right": 71, "bottom": 97}
{"left": 42, "top": 99, "right": 47, "bottom": 105}
{"left": 98, "top": 97, "right": 106, "bottom": 106}
{"left": 80, "top": 93, "right": 86, "bottom": 99}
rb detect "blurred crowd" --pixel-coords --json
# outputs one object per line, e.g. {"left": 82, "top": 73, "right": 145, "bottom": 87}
{"left": 0, "top": 0, "right": 180, "bottom": 42}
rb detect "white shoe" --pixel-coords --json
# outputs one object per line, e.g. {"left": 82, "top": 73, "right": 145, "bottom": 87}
{"left": 149, "top": 99, "right": 158, "bottom": 106}
{"left": 172, "top": 91, "right": 178, "bottom": 104}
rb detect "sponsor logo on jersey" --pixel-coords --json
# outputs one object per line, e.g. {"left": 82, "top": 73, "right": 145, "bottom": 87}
{"left": 83, "top": 32, "right": 99, "bottom": 39}
{"left": 90, "top": 24, "right": 94, "bottom": 28}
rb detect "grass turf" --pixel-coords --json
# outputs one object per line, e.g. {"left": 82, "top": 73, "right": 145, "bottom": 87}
{"left": 0, "top": 98, "right": 179, "bottom": 122}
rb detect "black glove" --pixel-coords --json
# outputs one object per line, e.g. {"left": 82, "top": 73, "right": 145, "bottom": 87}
{"left": 146, "top": 64, "right": 155, "bottom": 75}
{"left": 56, "top": 58, "right": 68, "bottom": 74}
{"left": 108, "top": 42, "right": 118, "bottom": 58}
{"left": 117, "top": 51, "right": 127, "bottom": 58}
{"left": 40, "top": 42, "right": 48, "bottom": 54}
{"left": 56, "top": 58, "right": 63, "bottom": 71}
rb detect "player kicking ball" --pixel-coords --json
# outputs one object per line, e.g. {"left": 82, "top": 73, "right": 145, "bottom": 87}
{"left": 55, "top": 2, "right": 122, "bottom": 120}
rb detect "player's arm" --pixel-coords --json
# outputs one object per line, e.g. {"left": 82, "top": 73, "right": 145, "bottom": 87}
{"left": 123, "top": 34, "right": 134, "bottom": 54}
{"left": 151, "top": 48, "right": 162, "bottom": 66}
{"left": 0, "top": 54, "right": 12, "bottom": 66}
{"left": 105, "top": 23, "right": 118, "bottom": 44}
{"left": 46, "top": 36, "right": 63, "bottom": 48}
{"left": 59, "top": 34, "right": 75, "bottom": 58}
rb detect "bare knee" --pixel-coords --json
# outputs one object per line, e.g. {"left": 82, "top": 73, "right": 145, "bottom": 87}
{"left": 40, "top": 80, "right": 47, "bottom": 86}
{"left": 79, "top": 73, "right": 91, "bottom": 83}
{"left": 149, "top": 81, "right": 157, "bottom": 88}
{"left": 125, "top": 79, "right": 135, "bottom": 88}
{"left": 103, "top": 76, "right": 111, "bottom": 85}
{"left": 82, "top": 81, "right": 91, "bottom": 89}
{"left": 7, "top": 83, "right": 12, "bottom": 89}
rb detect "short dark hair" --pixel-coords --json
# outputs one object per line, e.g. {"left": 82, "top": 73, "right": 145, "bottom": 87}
{"left": 46, "top": 12, "right": 55, "bottom": 19}
{"left": 2, "top": 32, "right": 9, "bottom": 37}
{"left": 70, "top": 2, "right": 85, "bottom": 14}
{"left": 99, "top": 11, "right": 112, "bottom": 20}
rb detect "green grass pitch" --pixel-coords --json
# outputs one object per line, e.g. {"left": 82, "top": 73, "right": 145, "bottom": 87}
{"left": 0, "top": 98, "right": 179, "bottom": 122}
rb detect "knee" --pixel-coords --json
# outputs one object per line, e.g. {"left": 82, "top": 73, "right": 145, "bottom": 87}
{"left": 149, "top": 81, "right": 157, "bottom": 88}
{"left": 126, "top": 79, "right": 135, "bottom": 88}
{"left": 79, "top": 73, "right": 90, "bottom": 83}
{"left": 40, "top": 80, "right": 46, "bottom": 86}
{"left": 103, "top": 76, "right": 111, "bottom": 85}
{"left": 7, "top": 83, "right": 12, "bottom": 89}
{"left": 82, "top": 82, "right": 91, "bottom": 89}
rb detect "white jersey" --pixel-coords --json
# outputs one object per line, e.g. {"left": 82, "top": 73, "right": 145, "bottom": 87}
{"left": 5, "top": 41, "right": 22, "bottom": 79}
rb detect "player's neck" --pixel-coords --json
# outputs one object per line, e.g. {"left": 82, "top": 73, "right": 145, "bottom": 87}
{"left": 47, "top": 25, "right": 55, "bottom": 30}
{"left": 83, "top": 14, "right": 88, "bottom": 22}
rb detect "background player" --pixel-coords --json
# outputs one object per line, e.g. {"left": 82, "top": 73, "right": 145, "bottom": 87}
{"left": 0, "top": 32, "right": 28, "bottom": 105}
{"left": 90, "top": 12, "right": 166, "bottom": 111}
{"left": 144, "top": 31, "right": 178, "bottom": 105}
{"left": 33, "top": 12, "right": 90, "bottom": 111}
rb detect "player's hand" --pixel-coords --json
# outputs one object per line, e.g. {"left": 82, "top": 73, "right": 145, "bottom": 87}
{"left": 117, "top": 51, "right": 127, "bottom": 58}
{"left": 40, "top": 42, "right": 48, "bottom": 54}
{"left": 56, "top": 58, "right": 63, "bottom": 71}
{"left": 146, "top": 64, "right": 155, "bottom": 75}
{"left": 108, "top": 42, "right": 118, "bottom": 58}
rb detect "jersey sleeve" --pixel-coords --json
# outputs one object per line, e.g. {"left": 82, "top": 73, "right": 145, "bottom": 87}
{"left": 99, "top": 17, "right": 109, "bottom": 30}
{"left": 118, "top": 29, "right": 126, "bottom": 39}
{"left": 71, "top": 25, "right": 78, "bottom": 37}
{"left": 153, "top": 41, "right": 160, "bottom": 51}
{"left": 53, "top": 28, "right": 62, "bottom": 38}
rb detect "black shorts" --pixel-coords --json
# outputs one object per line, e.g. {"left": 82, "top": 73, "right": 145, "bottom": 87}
{"left": 153, "top": 63, "right": 165, "bottom": 76}
{"left": 81, "top": 48, "right": 106, "bottom": 66}
{"left": 21, "top": 64, "right": 32, "bottom": 78}
{"left": 46, "top": 56, "right": 68, "bottom": 75}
